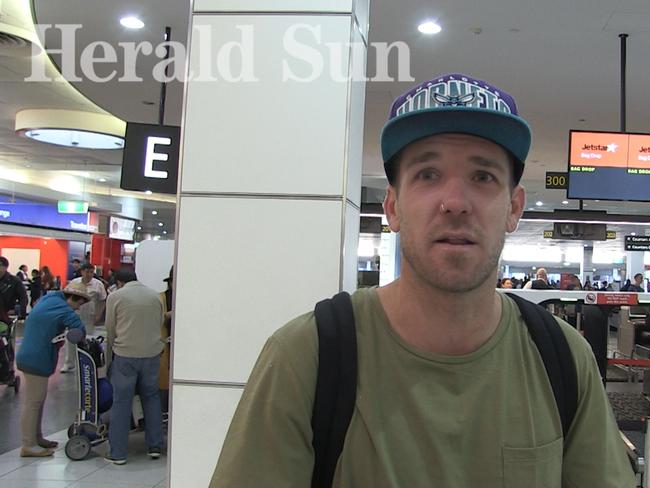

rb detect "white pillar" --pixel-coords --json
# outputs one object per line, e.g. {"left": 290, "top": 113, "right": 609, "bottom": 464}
{"left": 168, "top": 1, "right": 369, "bottom": 485}
{"left": 626, "top": 251, "right": 644, "bottom": 283}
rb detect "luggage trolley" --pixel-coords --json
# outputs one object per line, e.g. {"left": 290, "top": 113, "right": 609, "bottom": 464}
{"left": 63, "top": 331, "right": 112, "bottom": 461}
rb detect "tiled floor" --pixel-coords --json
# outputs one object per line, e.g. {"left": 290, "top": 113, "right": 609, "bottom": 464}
{"left": 0, "top": 428, "right": 167, "bottom": 488}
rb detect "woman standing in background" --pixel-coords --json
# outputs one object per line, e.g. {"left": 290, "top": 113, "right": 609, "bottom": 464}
{"left": 40, "top": 266, "right": 55, "bottom": 295}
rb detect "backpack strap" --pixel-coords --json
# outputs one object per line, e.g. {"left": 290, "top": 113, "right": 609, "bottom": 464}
{"left": 506, "top": 293, "right": 578, "bottom": 439}
{"left": 311, "top": 292, "right": 357, "bottom": 488}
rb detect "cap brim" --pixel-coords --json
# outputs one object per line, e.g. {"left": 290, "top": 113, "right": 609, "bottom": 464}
{"left": 381, "top": 107, "right": 531, "bottom": 180}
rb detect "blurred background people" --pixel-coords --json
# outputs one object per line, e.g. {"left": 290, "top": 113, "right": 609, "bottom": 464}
{"left": 159, "top": 266, "right": 173, "bottom": 413}
{"left": 29, "top": 269, "right": 42, "bottom": 308}
{"left": 16, "top": 284, "right": 88, "bottom": 457}
{"left": 40, "top": 266, "right": 55, "bottom": 295}
{"left": 60, "top": 263, "right": 107, "bottom": 373}
{"left": 523, "top": 268, "right": 552, "bottom": 290}
{"left": 0, "top": 256, "right": 28, "bottom": 323}
{"left": 104, "top": 268, "right": 164, "bottom": 464}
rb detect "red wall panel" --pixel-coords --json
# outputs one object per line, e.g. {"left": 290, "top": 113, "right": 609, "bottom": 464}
{"left": 91, "top": 234, "right": 123, "bottom": 279}
{"left": 0, "top": 236, "right": 70, "bottom": 287}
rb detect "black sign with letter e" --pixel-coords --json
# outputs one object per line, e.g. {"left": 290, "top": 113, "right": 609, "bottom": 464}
{"left": 545, "top": 172, "right": 568, "bottom": 190}
{"left": 625, "top": 235, "right": 650, "bottom": 251}
{"left": 121, "top": 122, "right": 181, "bottom": 195}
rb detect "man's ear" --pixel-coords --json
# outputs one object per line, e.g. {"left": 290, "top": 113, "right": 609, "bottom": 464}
{"left": 383, "top": 185, "right": 401, "bottom": 233}
{"left": 506, "top": 185, "right": 525, "bottom": 233}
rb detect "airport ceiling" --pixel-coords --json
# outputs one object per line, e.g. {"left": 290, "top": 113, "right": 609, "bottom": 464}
{"left": 1, "top": 0, "right": 650, "bottom": 247}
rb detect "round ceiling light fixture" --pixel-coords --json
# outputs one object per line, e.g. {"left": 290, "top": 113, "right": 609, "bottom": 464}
{"left": 15, "top": 109, "right": 125, "bottom": 149}
{"left": 120, "top": 16, "right": 145, "bottom": 29}
{"left": 418, "top": 21, "right": 442, "bottom": 35}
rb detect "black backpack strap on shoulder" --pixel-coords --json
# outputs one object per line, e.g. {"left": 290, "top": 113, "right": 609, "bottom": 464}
{"left": 311, "top": 291, "right": 358, "bottom": 488}
{"left": 506, "top": 293, "right": 578, "bottom": 439}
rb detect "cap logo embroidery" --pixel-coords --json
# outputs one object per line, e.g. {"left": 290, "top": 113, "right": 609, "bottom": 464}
{"left": 432, "top": 92, "right": 477, "bottom": 107}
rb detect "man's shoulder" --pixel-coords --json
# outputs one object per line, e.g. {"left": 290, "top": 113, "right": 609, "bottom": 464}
{"left": 270, "top": 288, "right": 376, "bottom": 353}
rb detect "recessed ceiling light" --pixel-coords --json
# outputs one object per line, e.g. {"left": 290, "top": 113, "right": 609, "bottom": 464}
{"left": 562, "top": 200, "right": 569, "bottom": 205}
{"left": 120, "top": 16, "right": 144, "bottom": 29}
{"left": 163, "top": 231, "right": 167, "bottom": 235}
{"left": 158, "top": 222, "right": 164, "bottom": 227}
{"left": 631, "top": 232, "right": 637, "bottom": 236}
{"left": 137, "top": 226, "right": 142, "bottom": 230}
{"left": 98, "top": 178, "right": 107, "bottom": 183}
{"left": 535, "top": 201, "right": 544, "bottom": 206}
{"left": 151, "top": 210, "right": 158, "bottom": 215}
{"left": 564, "top": 262, "right": 571, "bottom": 266}
{"left": 145, "top": 190, "right": 152, "bottom": 195}
{"left": 418, "top": 21, "right": 442, "bottom": 35}
{"left": 527, "top": 207, "right": 534, "bottom": 211}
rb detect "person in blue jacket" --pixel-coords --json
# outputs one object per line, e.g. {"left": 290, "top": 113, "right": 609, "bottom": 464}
{"left": 16, "top": 284, "right": 89, "bottom": 457}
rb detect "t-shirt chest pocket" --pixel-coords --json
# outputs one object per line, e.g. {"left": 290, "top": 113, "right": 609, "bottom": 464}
{"left": 502, "top": 437, "right": 563, "bottom": 488}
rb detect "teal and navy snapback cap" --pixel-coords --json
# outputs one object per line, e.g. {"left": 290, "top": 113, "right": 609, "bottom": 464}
{"left": 380, "top": 73, "right": 532, "bottom": 184}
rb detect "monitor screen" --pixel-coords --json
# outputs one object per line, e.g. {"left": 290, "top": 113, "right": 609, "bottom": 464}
{"left": 567, "top": 130, "right": 650, "bottom": 202}
{"left": 109, "top": 216, "right": 136, "bottom": 241}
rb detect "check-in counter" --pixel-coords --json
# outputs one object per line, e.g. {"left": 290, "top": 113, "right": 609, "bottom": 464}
{"left": 498, "top": 289, "right": 650, "bottom": 379}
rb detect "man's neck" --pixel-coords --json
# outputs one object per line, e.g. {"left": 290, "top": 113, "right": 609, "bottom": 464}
{"left": 376, "top": 274, "right": 503, "bottom": 356}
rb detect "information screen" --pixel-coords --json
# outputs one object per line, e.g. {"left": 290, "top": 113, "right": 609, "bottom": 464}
{"left": 567, "top": 130, "right": 650, "bottom": 202}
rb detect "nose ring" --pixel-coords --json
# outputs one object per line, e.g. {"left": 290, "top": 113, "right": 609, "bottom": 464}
{"left": 440, "top": 202, "right": 447, "bottom": 213}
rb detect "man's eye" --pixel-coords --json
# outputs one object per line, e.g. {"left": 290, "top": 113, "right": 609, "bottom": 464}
{"left": 416, "top": 169, "right": 437, "bottom": 180}
{"left": 474, "top": 171, "right": 495, "bottom": 183}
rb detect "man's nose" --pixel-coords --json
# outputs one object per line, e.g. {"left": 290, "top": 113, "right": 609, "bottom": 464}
{"left": 438, "top": 178, "right": 471, "bottom": 215}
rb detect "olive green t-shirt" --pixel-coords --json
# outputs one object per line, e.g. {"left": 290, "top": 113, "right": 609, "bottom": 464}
{"left": 211, "top": 288, "right": 635, "bottom": 488}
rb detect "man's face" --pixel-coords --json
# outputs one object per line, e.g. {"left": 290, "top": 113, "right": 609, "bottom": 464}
{"left": 68, "top": 297, "right": 87, "bottom": 311}
{"left": 81, "top": 268, "right": 94, "bottom": 282}
{"left": 0, "top": 263, "right": 6, "bottom": 279}
{"left": 635, "top": 275, "right": 643, "bottom": 285}
{"left": 72, "top": 261, "right": 80, "bottom": 270}
{"left": 383, "top": 133, "right": 525, "bottom": 293}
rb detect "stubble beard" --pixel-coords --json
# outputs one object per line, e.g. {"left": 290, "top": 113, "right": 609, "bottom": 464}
{"left": 400, "top": 227, "right": 505, "bottom": 293}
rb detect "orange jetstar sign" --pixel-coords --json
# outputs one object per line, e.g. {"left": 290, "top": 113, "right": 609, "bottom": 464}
{"left": 569, "top": 131, "right": 650, "bottom": 170}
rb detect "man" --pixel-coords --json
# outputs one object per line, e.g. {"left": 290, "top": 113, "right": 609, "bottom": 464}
{"left": 210, "top": 73, "right": 635, "bottom": 487}
{"left": 16, "top": 264, "right": 29, "bottom": 283}
{"left": 16, "top": 284, "right": 87, "bottom": 457}
{"left": 523, "top": 267, "right": 552, "bottom": 289}
{"left": 70, "top": 259, "right": 82, "bottom": 280}
{"left": 0, "top": 256, "right": 28, "bottom": 323}
{"left": 60, "top": 263, "right": 107, "bottom": 372}
{"left": 629, "top": 273, "right": 645, "bottom": 292}
{"left": 104, "top": 268, "right": 164, "bottom": 465}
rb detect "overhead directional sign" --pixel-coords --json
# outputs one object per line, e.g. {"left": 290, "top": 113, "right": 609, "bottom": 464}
{"left": 625, "top": 235, "right": 650, "bottom": 251}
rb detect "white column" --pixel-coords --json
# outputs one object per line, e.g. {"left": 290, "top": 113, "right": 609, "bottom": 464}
{"left": 168, "top": 1, "right": 369, "bottom": 485}
{"left": 626, "top": 251, "right": 645, "bottom": 283}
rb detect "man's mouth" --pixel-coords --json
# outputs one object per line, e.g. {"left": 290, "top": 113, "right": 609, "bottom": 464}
{"left": 434, "top": 235, "right": 476, "bottom": 245}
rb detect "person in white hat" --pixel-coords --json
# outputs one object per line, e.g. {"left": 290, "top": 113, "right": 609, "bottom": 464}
{"left": 16, "top": 284, "right": 88, "bottom": 457}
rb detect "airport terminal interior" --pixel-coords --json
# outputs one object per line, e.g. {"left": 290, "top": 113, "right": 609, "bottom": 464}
{"left": 2, "top": 0, "right": 650, "bottom": 486}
